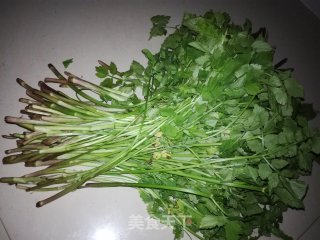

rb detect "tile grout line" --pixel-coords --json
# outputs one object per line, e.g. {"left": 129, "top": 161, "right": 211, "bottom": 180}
{"left": 296, "top": 215, "right": 320, "bottom": 240}
{"left": 0, "top": 217, "right": 12, "bottom": 240}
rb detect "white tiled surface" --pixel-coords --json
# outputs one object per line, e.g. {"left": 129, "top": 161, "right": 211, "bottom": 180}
{"left": 297, "top": 216, "right": 320, "bottom": 240}
{"left": 0, "top": 1, "right": 319, "bottom": 240}
{"left": 0, "top": 218, "right": 10, "bottom": 240}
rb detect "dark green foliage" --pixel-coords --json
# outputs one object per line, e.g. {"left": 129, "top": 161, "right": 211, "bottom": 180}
{"left": 134, "top": 11, "right": 319, "bottom": 239}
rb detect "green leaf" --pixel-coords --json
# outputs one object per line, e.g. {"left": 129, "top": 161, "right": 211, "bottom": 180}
{"left": 288, "top": 179, "right": 307, "bottom": 200}
{"left": 189, "top": 126, "right": 207, "bottom": 138}
{"left": 252, "top": 40, "right": 272, "bottom": 52}
{"left": 195, "top": 103, "right": 207, "bottom": 114}
{"left": 219, "top": 138, "right": 239, "bottom": 156}
{"left": 162, "top": 32, "right": 181, "bottom": 49}
{"left": 109, "top": 62, "right": 117, "bottom": 75}
{"left": 268, "top": 75, "right": 282, "bottom": 87}
{"left": 272, "top": 227, "right": 293, "bottom": 240}
{"left": 149, "top": 15, "right": 170, "bottom": 39}
{"left": 225, "top": 221, "right": 241, "bottom": 240}
{"left": 130, "top": 60, "right": 145, "bottom": 75}
{"left": 278, "top": 129, "right": 295, "bottom": 145}
{"left": 151, "top": 15, "right": 171, "bottom": 26}
{"left": 149, "top": 26, "right": 167, "bottom": 38}
{"left": 258, "top": 163, "right": 272, "bottom": 180}
{"left": 101, "top": 78, "right": 113, "bottom": 88}
{"left": 243, "top": 166, "right": 258, "bottom": 182}
{"left": 205, "top": 119, "right": 218, "bottom": 128}
{"left": 195, "top": 54, "right": 210, "bottom": 65}
{"left": 62, "top": 58, "right": 73, "bottom": 68}
{"left": 275, "top": 188, "right": 304, "bottom": 208}
{"left": 271, "top": 159, "right": 288, "bottom": 169}
{"left": 199, "top": 215, "right": 228, "bottom": 229}
{"left": 247, "top": 139, "right": 263, "bottom": 153}
{"left": 284, "top": 78, "right": 303, "bottom": 98}
{"left": 161, "top": 123, "right": 180, "bottom": 139}
{"left": 174, "top": 114, "right": 186, "bottom": 126}
{"left": 243, "top": 203, "right": 263, "bottom": 216}
{"left": 188, "top": 41, "right": 209, "bottom": 53}
{"left": 142, "top": 49, "right": 156, "bottom": 63}
{"left": 253, "top": 104, "right": 269, "bottom": 124}
{"left": 159, "top": 107, "right": 175, "bottom": 117}
{"left": 298, "top": 150, "right": 313, "bottom": 172}
{"left": 96, "top": 72, "right": 107, "bottom": 78}
{"left": 244, "top": 81, "right": 260, "bottom": 95}
{"left": 281, "top": 99, "right": 293, "bottom": 116}
{"left": 96, "top": 66, "right": 108, "bottom": 78}
{"left": 264, "top": 134, "right": 279, "bottom": 149}
{"left": 271, "top": 87, "right": 287, "bottom": 105}
{"left": 183, "top": 15, "right": 208, "bottom": 33}
{"left": 268, "top": 173, "right": 279, "bottom": 191}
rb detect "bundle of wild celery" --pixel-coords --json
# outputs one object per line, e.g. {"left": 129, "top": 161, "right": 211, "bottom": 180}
{"left": 2, "top": 11, "right": 320, "bottom": 240}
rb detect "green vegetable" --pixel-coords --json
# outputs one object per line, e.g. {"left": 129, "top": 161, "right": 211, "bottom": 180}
{"left": 1, "top": 11, "right": 319, "bottom": 240}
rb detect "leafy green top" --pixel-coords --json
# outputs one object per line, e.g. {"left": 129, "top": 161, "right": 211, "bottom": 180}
{"left": 92, "top": 11, "right": 319, "bottom": 240}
